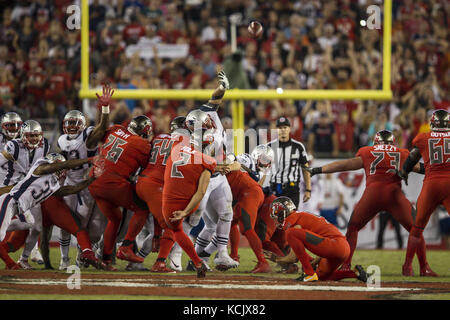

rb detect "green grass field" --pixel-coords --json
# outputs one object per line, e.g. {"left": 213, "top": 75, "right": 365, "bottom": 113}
{"left": 1, "top": 247, "right": 449, "bottom": 300}
{"left": 1, "top": 247, "right": 449, "bottom": 281}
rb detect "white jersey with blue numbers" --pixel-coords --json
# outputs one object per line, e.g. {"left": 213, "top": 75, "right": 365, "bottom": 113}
{"left": 0, "top": 137, "right": 49, "bottom": 186}
{"left": 57, "top": 126, "right": 97, "bottom": 185}
{"left": 9, "top": 158, "right": 62, "bottom": 215}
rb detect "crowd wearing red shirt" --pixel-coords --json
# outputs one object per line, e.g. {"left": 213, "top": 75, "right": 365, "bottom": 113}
{"left": 0, "top": 0, "right": 448, "bottom": 157}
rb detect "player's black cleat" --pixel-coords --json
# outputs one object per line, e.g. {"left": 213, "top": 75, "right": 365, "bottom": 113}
{"left": 354, "top": 265, "right": 369, "bottom": 283}
{"left": 186, "top": 260, "right": 196, "bottom": 271}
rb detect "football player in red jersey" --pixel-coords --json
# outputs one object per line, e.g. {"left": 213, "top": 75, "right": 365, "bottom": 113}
{"left": 224, "top": 155, "right": 270, "bottom": 273}
{"left": 133, "top": 116, "right": 187, "bottom": 273}
{"left": 163, "top": 129, "right": 217, "bottom": 278}
{"left": 268, "top": 197, "right": 368, "bottom": 282}
{"left": 303, "top": 130, "right": 434, "bottom": 275}
{"left": 398, "top": 109, "right": 449, "bottom": 276}
{"left": 88, "top": 115, "right": 152, "bottom": 270}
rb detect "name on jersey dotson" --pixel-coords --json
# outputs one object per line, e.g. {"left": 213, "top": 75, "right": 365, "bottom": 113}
{"left": 373, "top": 144, "right": 397, "bottom": 151}
{"left": 431, "top": 132, "right": 450, "bottom": 137}
{"left": 116, "top": 129, "right": 131, "bottom": 139}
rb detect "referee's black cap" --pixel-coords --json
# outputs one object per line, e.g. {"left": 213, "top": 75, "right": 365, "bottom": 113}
{"left": 276, "top": 116, "right": 291, "bottom": 127}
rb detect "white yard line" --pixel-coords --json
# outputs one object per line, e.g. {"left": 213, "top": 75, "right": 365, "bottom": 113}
{"left": 0, "top": 278, "right": 421, "bottom": 292}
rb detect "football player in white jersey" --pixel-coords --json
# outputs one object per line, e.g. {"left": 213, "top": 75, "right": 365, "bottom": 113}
{"left": 0, "top": 112, "right": 23, "bottom": 149}
{"left": 56, "top": 84, "right": 113, "bottom": 270}
{"left": 0, "top": 153, "right": 104, "bottom": 269}
{"left": 0, "top": 120, "right": 50, "bottom": 269}
{"left": 183, "top": 71, "right": 239, "bottom": 271}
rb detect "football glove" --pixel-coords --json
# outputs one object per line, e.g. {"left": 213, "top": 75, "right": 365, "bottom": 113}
{"left": 218, "top": 71, "right": 230, "bottom": 91}
{"left": 396, "top": 169, "right": 409, "bottom": 185}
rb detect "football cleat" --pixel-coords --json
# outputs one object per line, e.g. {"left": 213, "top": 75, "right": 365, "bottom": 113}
{"left": 420, "top": 264, "right": 438, "bottom": 277}
{"left": 354, "top": 265, "right": 369, "bottom": 283}
{"left": 17, "top": 258, "right": 33, "bottom": 270}
{"left": 251, "top": 261, "right": 272, "bottom": 273}
{"left": 214, "top": 251, "right": 239, "bottom": 271}
{"left": 116, "top": 245, "right": 144, "bottom": 263}
{"left": 296, "top": 272, "right": 318, "bottom": 282}
{"left": 59, "top": 257, "right": 71, "bottom": 270}
{"left": 125, "top": 262, "right": 150, "bottom": 272}
{"left": 80, "top": 249, "right": 102, "bottom": 269}
{"left": 168, "top": 251, "right": 183, "bottom": 272}
{"left": 5, "top": 263, "right": 22, "bottom": 270}
{"left": 101, "top": 259, "right": 118, "bottom": 271}
{"left": 186, "top": 260, "right": 196, "bottom": 272}
{"left": 30, "top": 246, "right": 44, "bottom": 265}
{"left": 196, "top": 261, "right": 209, "bottom": 279}
{"left": 151, "top": 261, "right": 177, "bottom": 273}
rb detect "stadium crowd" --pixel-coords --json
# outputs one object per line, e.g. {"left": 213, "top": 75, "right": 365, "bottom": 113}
{"left": 0, "top": 0, "right": 449, "bottom": 157}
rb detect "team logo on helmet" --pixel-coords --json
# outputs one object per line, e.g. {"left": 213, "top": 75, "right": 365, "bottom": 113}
{"left": 270, "top": 196, "right": 296, "bottom": 229}
{"left": 430, "top": 109, "right": 449, "bottom": 132}
{"left": 63, "top": 110, "right": 86, "bottom": 138}
{"left": 20, "top": 120, "right": 43, "bottom": 149}
{"left": 373, "top": 130, "right": 395, "bottom": 145}
{"left": 128, "top": 115, "right": 153, "bottom": 139}
{"left": 1, "top": 112, "right": 23, "bottom": 140}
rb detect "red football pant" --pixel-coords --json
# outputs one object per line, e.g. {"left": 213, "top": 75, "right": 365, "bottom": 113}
{"left": 137, "top": 179, "right": 174, "bottom": 259}
{"left": 163, "top": 201, "right": 202, "bottom": 266}
{"left": 41, "top": 196, "right": 92, "bottom": 252}
{"left": 89, "top": 179, "right": 148, "bottom": 258}
{"left": 230, "top": 191, "right": 265, "bottom": 262}
{"left": 405, "top": 179, "right": 450, "bottom": 267}
{"left": 345, "top": 183, "right": 417, "bottom": 266}
{"left": 0, "top": 230, "right": 29, "bottom": 253}
{"left": 286, "top": 227, "right": 349, "bottom": 278}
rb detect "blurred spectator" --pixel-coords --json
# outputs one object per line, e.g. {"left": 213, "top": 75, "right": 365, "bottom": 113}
{"left": 334, "top": 110, "right": 354, "bottom": 154}
{"left": 307, "top": 112, "right": 338, "bottom": 157}
{"left": 318, "top": 173, "right": 346, "bottom": 227}
{"left": 377, "top": 212, "right": 404, "bottom": 249}
{"left": 0, "top": 0, "right": 446, "bottom": 159}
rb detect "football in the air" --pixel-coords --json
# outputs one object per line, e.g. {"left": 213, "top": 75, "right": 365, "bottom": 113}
{"left": 248, "top": 21, "right": 263, "bottom": 38}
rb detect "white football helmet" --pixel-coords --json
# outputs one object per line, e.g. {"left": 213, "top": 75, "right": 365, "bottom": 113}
{"left": 63, "top": 110, "right": 86, "bottom": 138}
{"left": 1, "top": 112, "right": 23, "bottom": 140}
{"left": 185, "top": 109, "right": 216, "bottom": 132}
{"left": 20, "top": 120, "right": 43, "bottom": 149}
{"left": 44, "top": 153, "right": 67, "bottom": 180}
{"left": 251, "top": 144, "right": 275, "bottom": 169}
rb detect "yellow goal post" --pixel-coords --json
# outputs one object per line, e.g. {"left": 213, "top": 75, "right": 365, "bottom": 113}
{"left": 78, "top": 0, "right": 392, "bottom": 154}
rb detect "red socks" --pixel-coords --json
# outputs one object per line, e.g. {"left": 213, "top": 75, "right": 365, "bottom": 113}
{"left": 75, "top": 230, "right": 92, "bottom": 251}
{"left": 157, "top": 229, "right": 175, "bottom": 260}
{"left": 244, "top": 229, "right": 266, "bottom": 263}
{"left": 173, "top": 230, "right": 202, "bottom": 266}
{"left": 344, "top": 225, "right": 358, "bottom": 266}
{"left": 124, "top": 210, "right": 148, "bottom": 242}
{"left": 229, "top": 223, "right": 240, "bottom": 258}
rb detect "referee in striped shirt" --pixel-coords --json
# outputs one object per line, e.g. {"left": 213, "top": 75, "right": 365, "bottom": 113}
{"left": 268, "top": 116, "right": 311, "bottom": 208}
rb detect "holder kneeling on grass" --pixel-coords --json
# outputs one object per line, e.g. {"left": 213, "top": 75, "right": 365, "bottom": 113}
{"left": 267, "top": 196, "right": 368, "bottom": 283}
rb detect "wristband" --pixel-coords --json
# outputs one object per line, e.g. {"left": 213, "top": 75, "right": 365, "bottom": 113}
{"left": 305, "top": 189, "right": 311, "bottom": 193}
{"left": 102, "top": 106, "right": 110, "bottom": 114}
{"left": 313, "top": 167, "right": 322, "bottom": 175}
